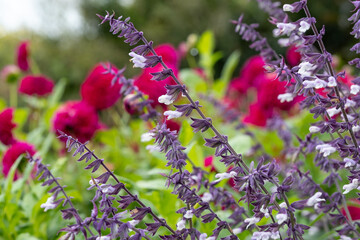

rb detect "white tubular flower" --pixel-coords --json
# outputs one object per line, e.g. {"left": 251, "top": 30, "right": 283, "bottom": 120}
{"left": 340, "top": 235, "right": 353, "bottom": 240}
{"left": 327, "top": 107, "right": 341, "bottom": 117}
{"left": 271, "top": 231, "right": 280, "bottom": 239}
{"left": 260, "top": 205, "right": 270, "bottom": 218}
{"left": 244, "top": 217, "right": 260, "bottom": 229}
{"left": 306, "top": 192, "right": 325, "bottom": 206}
{"left": 303, "top": 79, "right": 327, "bottom": 89}
{"left": 233, "top": 228, "right": 242, "bottom": 235}
{"left": 176, "top": 219, "right": 186, "bottom": 231}
{"left": 214, "top": 171, "right": 237, "bottom": 182}
{"left": 309, "top": 126, "right": 321, "bottom": 133}
{"left": 101, "top": 185, "right": 116, "bottom": 194}
{"left": 344, "top": 158, "right": 356, "bottom": 168}
{"left": 277, "top": 93, "right": 294, "bottom": 103}
{"left": 96, "top": 236, "right": 111, "bottom": 240}
{"left": 164, "top": 110, "right": 182, "bottom": 120}
{"left": 278, "top": 38, "right": 290, "bottom": 47}
{"left": 275, "top": 23, "right": 297, "bottom": 36}
{"left": 343, "top": 178, "right": 359, "bottom": 194}
{"left": 201, "top": 192, "right": 213, "bottom": 203}
{"left": 327, "top": 76, "right": 337, "bottom": 87}
{"left": 89, "top": 178, "right": 100, "bottom": 186}
{"left": 276, "top": 213, "right": 287, "bottom": 225}
{"left": 315, "top": 144, "right": 336, "bottom": 157}
{"left": 158, "top": 94, "right": 174, "bottom": 105}
{"left": 352, "top": 125, "right": 360, "bottom": 133}
{"left": 279, "top": 202, "right": 287, "bottom": 209}
{"left": 141, "top": 132, "right": 155, "bottom": 142}
{"left": 350, "top": 85, "right": 360, "bottom": 95}
{"left": 128, "top": 220, "right": 140, "bottom": 227}
{"left": 41, "top": 196, "right": 57, "bottom": 212}
{"left": 298, "top": 62, "right": 316, "bottom": 77}
{"left": 129, "top": 52, "right": 147, "bottom": 68}
{"left": 283, "top": 4, "right": 294, "bottom": 12}
{"left": 206, "top": 237, "right": 216, "bottom": 240}
{"left": 145, "top": 144, "right": 161, "bottom": 152}
{"left": 199, "top": 233, "right": 207, "bottom": 240}
{"left": 299, "top": 21, "right": 310, "bottom": 33}
{"left": 184, "top": 210, "right": 193, "bottom": 219}
{"left": 345, "top": 99, "right": 356, "bottom": 108}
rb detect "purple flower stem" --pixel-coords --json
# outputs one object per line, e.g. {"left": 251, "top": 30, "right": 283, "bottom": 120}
{"left": 302, "top": 4, "right": 359, "bottom": 150}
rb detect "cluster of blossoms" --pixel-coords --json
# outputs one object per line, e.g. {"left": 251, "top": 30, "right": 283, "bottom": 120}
{"left": 5, "top": 0, "right": 360, "bottom": 240}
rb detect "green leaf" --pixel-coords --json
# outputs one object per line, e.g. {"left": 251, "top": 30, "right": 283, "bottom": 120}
{"left": 136, "top": 179, "right": 167, "bottom": 190}
{"left": 16, "top": 233, "right": 40, "bottom": 240}
{"left": 213, "top": 50, "right": 241, "bottom": 98}
{"left": 197, "top": 30, "right": 214, "bottom": 55}
{"left": 228, "top": 134, "right": 252, "bottom": 155}
{"left": 48, "top": 78, "right": 67, "bottom": 107}
{"left": 179, "top": 69, "right": 207, "bottom": 93}
{"left": 13, "top": 108, "right": 29, "bottom": 130}
{"left": 178, "top": 119, "right": 195, "bottom": 146}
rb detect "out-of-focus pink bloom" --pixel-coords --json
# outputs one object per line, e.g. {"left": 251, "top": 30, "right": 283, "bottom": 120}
{"left": 341, "top": 200, "right": 360, "bottom": 220}
{"left": 52, "top": 101, "right": 102, "bottom": 143}
{"left": 19, "top": 75, "right": 54, "bottom": 96}
{"left": 286, "top": 45, "right": 301, "bottom": 67}
{"left": 204, "top": 156, "right": 217, "bottom": 172}
{"left": 165, "top": 119, "right": 181, "bottom": 133}
{"left": 243, "top": 103, "right": 274, "bottom": 127}
{"left": 0, "top": 65, "right": 20, "bottom": 83}
{"left": 81, "top": 64, "right": 122, "bottom": 110}
{"left": 134, "top": 44, "right": 179, "bottom": 109}
{"left": 238, "top": 55, "right": 266, "bottom": 88}
{"left": 0, "top": 108, "right": 17, "bottom": 145}
{"left": 16, "top": 41, "right": 30, "bottom": 72}
{"left": 2, "top": 141, "right": 36, "bottom": 180}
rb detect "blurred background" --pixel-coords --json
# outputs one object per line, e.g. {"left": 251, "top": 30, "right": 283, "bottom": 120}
{"left": 0, "top": 0, "right": 356, "bottom": 100}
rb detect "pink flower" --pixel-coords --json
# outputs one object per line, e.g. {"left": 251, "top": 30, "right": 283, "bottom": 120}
{"left": 204, "top": 156, "right": 217, "bottom": 172}
{"left": 0, "top": 108, "right": 17, "bottom": 145}
{"left": 16, "top": 41, "right": 30, "bottom": 72}
{"left": 52, "top": 101, "right": 102, "bottom": 143}
{"left": 134, "top": 44, "right": 179, "bottom": 109}
{"left": 81, "top": 64, "right": 122, "bottom": 110}
{"left": 286, "top": 45, "right": 301, "bottom": 67}
{"left": 341, "top": 200, "right": 360, "bottom": 221}
{"left": 2, "top": 141, "right": 36, "bottom": 180}
{"left": 19, "top": 75, "right": 54, "bottom": 96}
{"left": 237, "top": 55, "right": 266, "bottom": 88}
{"left": 243, "top": 103, "right": 274, "bottom": 127}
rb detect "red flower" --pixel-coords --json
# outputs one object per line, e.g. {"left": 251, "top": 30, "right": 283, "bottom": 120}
{"left": 0, "top": 108, "right": 17, "bottom": 145}
{"left": 204, "top": 156, "right": 217, "bottom": 172}
{"left": 81, "top": 64, "right": 122, "bottom": 110}
{"left": 134, "top": 44, "right": 179, "bottom": 109}
{"left": 165, "top": 119, "right": 181, "bottom": 133}
{"left": 2, "top": 141, "right": 36, "bottom": 180}
{"left": 16, "top": 41, "right": 30, "bottom": 72}
{"left": 286, "top": 45, "right": 301, "bottom": 68}
{"left": 52, "top": 101, "right": 102, "bottom": 143}
{"left": 243, "top": 103, "right": 274, "bottom": 127}
{"left": 238, "top": 55, "right": 266, "bottom": 88}
{"left": 341, "top": 200, "right": 360, "bottom": 221}
{"left": 19, "top": 75, "right": 54, "bottom": 96}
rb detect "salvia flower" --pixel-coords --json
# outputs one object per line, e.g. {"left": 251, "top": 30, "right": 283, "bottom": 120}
{"left": 306, "top": 192, "right": 325, "bottom": 206}
{"left": 19, "top": 75, "right": 54, "bottom": 96}
{"left": 0, "top": 108, "right": 17, "bottom": 145}
{"left": 129, "top": 52, "right": 147, "bottom": 68}
{"left": 16, "top": 41, "right": 30, "bottom": 71}
{"left": 80, "top": 64, "right": 122, "bottom": 110}
{"left": 315, "top": 143, "right": 336, "bottom": 157}
{"left": 343, "top": 178, "right": 359, "bottom": 194}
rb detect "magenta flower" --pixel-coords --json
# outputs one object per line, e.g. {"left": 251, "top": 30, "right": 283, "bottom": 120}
{"left": 52, "top": 101, "right": 102, "bottom": 143}
{"left": 2, "top": 141, "right": 36, "bottom": 180}
{"left": 0, "top": 108, "right": 17, "bottom": 145}
{"left": 19, "top": 75, "right": 54, "bottom": 96}
{"left": 81, "top": 64, "right": 122, "bottom": 110}
{"left": 16, "top": 41, "right": 30, "bottom": 72}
